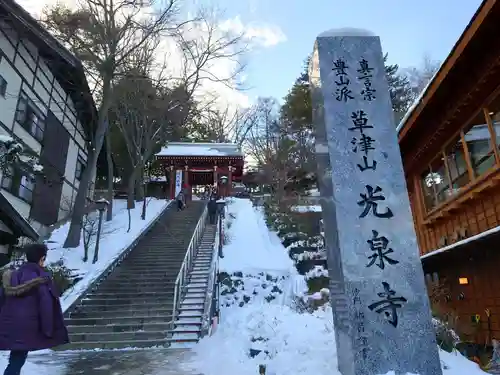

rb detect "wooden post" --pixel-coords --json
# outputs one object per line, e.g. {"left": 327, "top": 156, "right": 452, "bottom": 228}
{"left": 213, "top": 165, "right": 218, "bottom": 190}
{"left": 228, "top": 165, "right": 233, "bottom": 197}
{"left": 169, "top": 165, "right": 175, "bottom": 200}
{"left": 184, "top": 165, "right": 190, "bottom": 201}
{"left": 483, "top": 107, "right": 500, "bottom": 166}
{"left": 460, "top": 130, "right": 476, "bottom": 181}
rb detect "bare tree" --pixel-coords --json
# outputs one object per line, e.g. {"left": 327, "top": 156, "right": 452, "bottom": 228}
{"left": 109, "top": 9, "right": 247, "bottom": 215}
{"left": 42, "top": 0, "right": 182, "bottom": 248}
{"left": 82, "top": 210, "right": 117, "bottom": 263}
{"left": 405, "top": 54, "right": 441, "bottom": 97}
{"left": 194, "top": 104, "right": 259, "bottom": 144}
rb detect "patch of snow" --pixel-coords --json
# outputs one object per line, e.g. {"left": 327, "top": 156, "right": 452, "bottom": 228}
{"left": 220, "top": 199, "right": 293, "bottom": 274}
{"left": 318, "top": 27, "right": 376, "bottom": 38}
{"left": 33, "top": 163, "right": 43, "bottom": 172}
{"left": 290, "top": 205, "right": 322, "bottom": 213}
{"left": 305, "top": 265, "right": 328, "bottom": 280}
{"left": 421, "top": 224, "right": 500, "bottom": 260}
{"left": 45, "top": 198, "right": 171, "bottom": 312}
{"left": 95, "top": 198, "right": 110, "bottom": 205}
{"left": 0, "top": 134, "right": 14, "bottom": 144}
{"left": 149, "top": 176, "right": 166, "bottom": 182}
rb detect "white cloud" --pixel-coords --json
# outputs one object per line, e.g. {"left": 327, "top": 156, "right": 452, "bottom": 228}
{"left": 220, "top": 16, "right": 287, "bottom": 48}
{"left": 16, "top": 0, "right": 286, "bottom": 115}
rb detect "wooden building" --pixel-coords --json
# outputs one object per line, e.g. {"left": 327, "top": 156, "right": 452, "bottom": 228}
{"left": 398, "top": 0, "right": 500, "bottom": 343}
{"left": 155, "top": 142, "right": 244, "bottom": 199}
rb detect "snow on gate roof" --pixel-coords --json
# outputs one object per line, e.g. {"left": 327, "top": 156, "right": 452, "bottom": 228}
{"left": 156, "top": 142, "right": 244, "bottom": 158}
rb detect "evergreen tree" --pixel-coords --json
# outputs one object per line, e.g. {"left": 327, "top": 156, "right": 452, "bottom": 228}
{"left": 384, "top": 54, "right": 414, "bottom": 124}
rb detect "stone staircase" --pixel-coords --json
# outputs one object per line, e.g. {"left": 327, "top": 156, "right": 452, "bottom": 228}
{"left": 61, "top": 201, "right": 207, "bottom": 350}
{"left": 168, "top": 224, "right": 217, "bottom": 348}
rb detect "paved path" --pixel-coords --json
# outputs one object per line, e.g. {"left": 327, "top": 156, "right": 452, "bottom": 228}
{"left": 27, "top": 349, "right": 202, "bottom": 375}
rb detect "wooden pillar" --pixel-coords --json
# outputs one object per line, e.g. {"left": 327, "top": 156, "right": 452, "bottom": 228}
{"left": 169, "top": 165, "right": 175, "bottom": 199}
{"left": 184, "top": 165, "right": 190, "bottom": 201}
{"left": 213, "top": 165, "right": 218, "bottom": 190}
{"left": 228, "top": 165, "right": 233, "bottom": 197}
{"left": 483, "top": 107, "right": 500, "bottom": 165}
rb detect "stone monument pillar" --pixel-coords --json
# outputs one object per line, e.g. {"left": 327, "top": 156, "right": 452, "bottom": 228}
{"left": 309, "top": 29, "right": 442, "bottom": 375}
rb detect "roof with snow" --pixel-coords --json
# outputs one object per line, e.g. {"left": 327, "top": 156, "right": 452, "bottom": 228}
{"left": 0, "top": 193, "right": 39, "bottom": 241}
{"left": 397, "top": 0, "right": 497, "bottom": 139}
{"left": 156, "top": 142, "right": 244, "bottom": 158}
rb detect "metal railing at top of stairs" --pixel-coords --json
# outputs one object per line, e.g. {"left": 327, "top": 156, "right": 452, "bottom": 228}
{"left": 171, "top": 204, "right": 208, "bottom": 329}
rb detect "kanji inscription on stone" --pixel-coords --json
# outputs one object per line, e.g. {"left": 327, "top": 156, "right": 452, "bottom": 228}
{"left": 309, "top": 29, "right": 442, "bottom": 375}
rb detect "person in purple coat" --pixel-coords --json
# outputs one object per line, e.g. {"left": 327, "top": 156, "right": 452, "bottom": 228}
{"left": 0, "top": 243, "right": 69, "bottom": 375}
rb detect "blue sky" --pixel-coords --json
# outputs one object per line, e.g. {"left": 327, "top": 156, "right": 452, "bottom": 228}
{"left": 215, "top": 0, "right": 483, "bottom": 103}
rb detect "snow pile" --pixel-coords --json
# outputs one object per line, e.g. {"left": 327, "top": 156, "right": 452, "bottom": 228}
{"left": 189, "top": 304, "right": 337, "bottom": 375}
{"left": 45, "top": 198, "right": 170, "bottom": 311}
{"left": 220, "top": 198, "right": 293, "bottom": 273}
{"left": 188, "top": 198, "right": 488, "bottom": 375}
{"left": 304, "top": 265, "right": 329, "bottom": 280}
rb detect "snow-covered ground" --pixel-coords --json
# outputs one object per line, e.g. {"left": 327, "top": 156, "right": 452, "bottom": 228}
{"left": 45, "top": 198, "right": 171, "bottom": 312}
{"left": 186, "top": 198, "right": 488, "bottom": 375}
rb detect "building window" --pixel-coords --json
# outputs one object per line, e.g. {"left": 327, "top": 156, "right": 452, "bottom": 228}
{"left": 0, "top": 75, "right": 7, "bottom": 98}
{"left": 445, "top": 138, "right": 470, "bottom": 196}
{"left": 419, "top": 110, "right": 500, "bottom": 213}
{"left": 1, "top": 167, "right": 35, "bottom": 203}
{"left": 75, "top": 155, "right": 85, "bottom": 180}
{"left": 421, "top": 157, "right": 449, "bottom": 211}
{"left": 15, "top": 93, "right": 45, "bottom": 142}
{"left": 463, "top": 123, "right": 496, "bottom": 177}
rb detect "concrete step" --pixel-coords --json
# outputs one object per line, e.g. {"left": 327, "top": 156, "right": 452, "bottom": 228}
{"left": 64, "top": 315, "right": 176, "bottom": 327}
{"left": 103, "top": 275, "right": 177, "bottom": 283}
{"left": 57, "top": 339, "right": 168, "bottom": 350}
{"left": 178, "top": 306, "right": 204, "bottom": 313}
{"left": 67, "top": 322, "right": 173, "bottom": 334}
{"left": 114, "top": 268, "right": 181, "bottom": 274}
{"left": 98, "top": 281, "right": 177, "bottom": 289}
{"left": 172, "top": 325, "right": 201, "bottom": 334}
{"left": 88, "top": 291, "right": 174, "bottom": 299}
{"left": 69, "top": 329, "right": 169, "bottom": 343}
{"left": 167, "top": 333, "right": 199, "bottom": 343}
{"left": 191, "top": 270, "right": 209, "bottom": 275}
{"left": 183, "top": 293, "right": 205, "bottom": 299}
{"left": 94, "top": 284, "right": 176, "bottom": 293}
{"left": 77, "top": 302, "right": 174, "bottom": 312}
{"left": 69, "top": 308, "right": 173, "bottom": 319}
{"left": 181, "top": 298, "right": 204, "bottom": 305}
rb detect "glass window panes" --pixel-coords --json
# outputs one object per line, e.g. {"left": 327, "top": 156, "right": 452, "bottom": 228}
{"left": 445, "top": 139, "right": 470, "bottom": 196}
{"left": 464, "top": 123, "right": 495, "bottom": 176}
{"left": 15, "top": 93, "right": 45, "bottom": 142}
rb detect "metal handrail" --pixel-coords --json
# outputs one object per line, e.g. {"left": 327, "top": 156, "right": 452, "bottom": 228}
{"left": 171, "top": 205, "right": 208, "bottom": 328}
{"left": 200, "top": 210, "right": 223, "bottom": 337}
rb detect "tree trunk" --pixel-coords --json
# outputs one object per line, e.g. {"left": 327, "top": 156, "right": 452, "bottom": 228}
{"left": 141, "top": 186, "right": 147, "bottom": 220}
{"left": 63, "top": 79, "right": 112, "bottom": 248}
{"left": 63, "top": 149, "right": 98, "bottom": 248}
{"left": 105, "top": 133, "right": 114, "bottom": 221}
{"left": 127, "top": 172, "right": 136, "bottom": 210}
{"left": 135, "top": 167, "right": 144, "bottom": 202}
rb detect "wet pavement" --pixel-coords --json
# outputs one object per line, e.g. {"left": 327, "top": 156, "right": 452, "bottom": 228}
{"left": 27, "top": 348, "right": 202, "bottom": 375}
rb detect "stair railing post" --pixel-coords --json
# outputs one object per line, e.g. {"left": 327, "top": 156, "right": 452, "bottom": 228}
{"left": 172, "top": 278, "right": 178, "bottom": 329}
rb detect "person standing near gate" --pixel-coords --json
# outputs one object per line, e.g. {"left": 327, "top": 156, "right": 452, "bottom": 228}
{"left": 208, "top": 196, "right": 217, "bottom": 225}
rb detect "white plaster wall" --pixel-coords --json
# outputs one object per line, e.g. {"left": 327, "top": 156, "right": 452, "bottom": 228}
{"left": 0, "top": 55, "right": 22, "bottom": 128}
{"left": 59, "top": 181, "right": 75, "bottom": 221}
{"left": 0, "top": 23, "right": 92, "bottom": 232}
